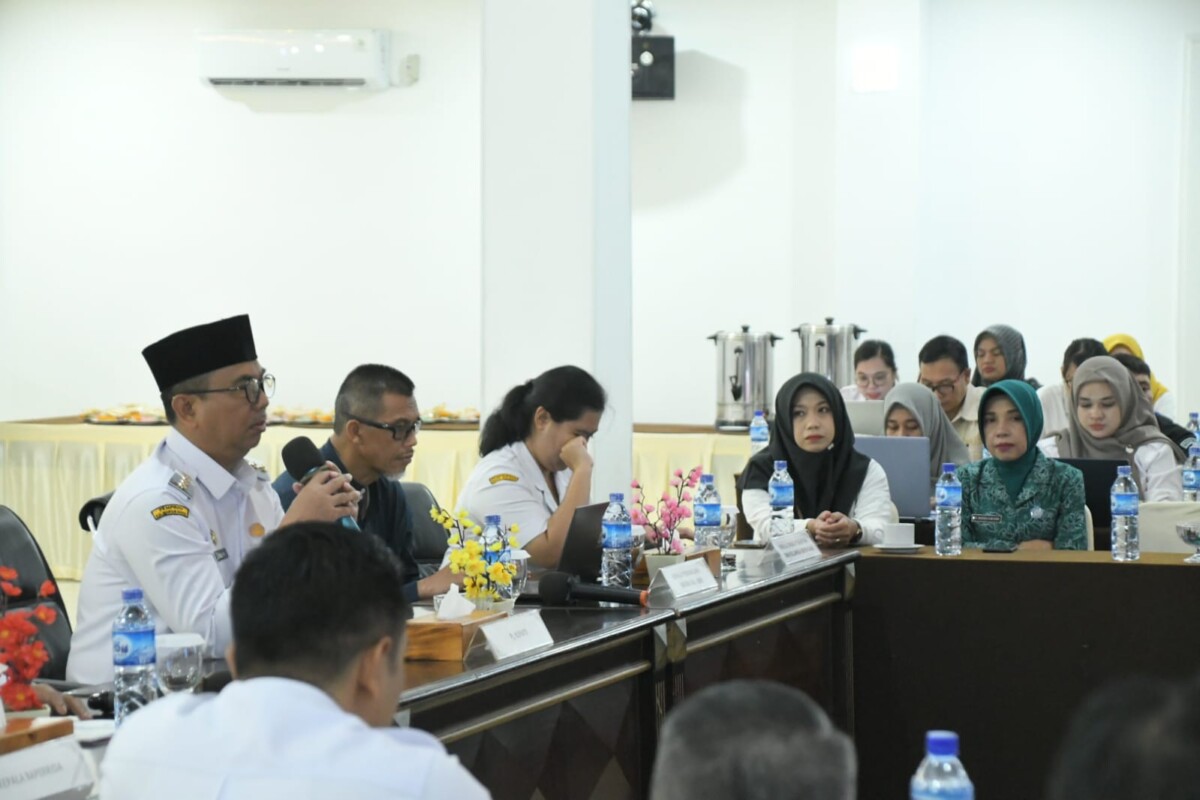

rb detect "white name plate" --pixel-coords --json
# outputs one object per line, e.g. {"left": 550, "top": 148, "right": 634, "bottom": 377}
{"left": 769, "top": 532, "right": 823, "bottom": 566}
{"left": 481, "top": 610, "right": 554, "bottom": 660}
{"left": 658, "top": 559, "right": 719, "bottom": 598}
{"left": 0, "top": 737, "right": 93, "bottom": 800}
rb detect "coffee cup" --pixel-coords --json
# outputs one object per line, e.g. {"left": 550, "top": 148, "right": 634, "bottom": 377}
{"left": 882, "top": 522, "right": 915, "bottom": 546}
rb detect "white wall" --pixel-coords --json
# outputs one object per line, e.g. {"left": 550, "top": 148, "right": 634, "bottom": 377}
{"left": 0, "top": 0, "right": 481, "bottom": 420}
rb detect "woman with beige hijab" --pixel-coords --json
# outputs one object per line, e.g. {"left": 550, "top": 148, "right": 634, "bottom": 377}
{"left": 1053, "top": 356, "right": 1184, "bottom": 501}
{"left": 884, "top": 383, "right": 972, "bottom": 491}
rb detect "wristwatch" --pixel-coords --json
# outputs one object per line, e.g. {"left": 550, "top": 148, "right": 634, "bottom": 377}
{"left": 849, "top": 519, "right": 863, "bottom": 544}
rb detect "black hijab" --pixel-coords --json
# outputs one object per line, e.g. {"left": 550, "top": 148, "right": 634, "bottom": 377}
{"left": 739, "top": 373, "right": 872, "bottom": 517}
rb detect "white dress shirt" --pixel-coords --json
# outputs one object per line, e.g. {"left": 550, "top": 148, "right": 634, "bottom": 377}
{"left": 949, "top": 385, "right": 986, "bottom": 462}
{"left": 100, "top": 677, "right": 490, "bottom": 800}
{"left": 455, "top": 441, "right": 571, "bottom": 550}
{"left": 67, "top": 429, "right": 282, "bottom": 684}
{"left": 1038, "top": 382, "right": 1072, "bottom": 439}
{"left": 741, "top": 459, "right": 893, "bottom": 544}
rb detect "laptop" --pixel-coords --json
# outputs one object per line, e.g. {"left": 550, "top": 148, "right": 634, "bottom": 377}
{"left": 1056, "top": 457, "right": 1125, "bottom": 536}
{"left": 853, "top": 435, "right": 933, "bottom": 519}
{"left": 556, "top": 502, "right": 606, "bottom": 582}
{"left": 845, "top": 401, "right": 885, "bottom": 436}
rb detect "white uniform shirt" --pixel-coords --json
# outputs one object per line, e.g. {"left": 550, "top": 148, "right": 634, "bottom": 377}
{"left": 741, "top": 459, "right": 893, "bottom": 545}
{"left": 67, "top": 429, "right": 282, "bottom": 684}
{"left": 455, "top": 441, "right": 571, "bottom": 550}
{"left": 100, "top": 677, "right": 490, "bottom": 800}
{"left": 1040, "top": 438, "right": 1182, "bottom": 501}
{"left": 949, "top": 385, "right": 986, "bottom": 462}
{"left": 1038, "top": 382, "right": 1072, "bottom": 439}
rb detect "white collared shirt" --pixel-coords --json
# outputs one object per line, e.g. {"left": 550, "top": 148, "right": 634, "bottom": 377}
{"left": 67, "top": 429, "right": 282, "bottom": 684}
{"left": 100, "top": 677, "right": 489, "bottom": 800}
{"left": 455, "top": 441, "right": 571, "bottom": 550}
{"left": 741, "top": 459, "right": 893, "bottom": 544}
{"left": 950, "top": 385, "right": 986, "bottom": 462}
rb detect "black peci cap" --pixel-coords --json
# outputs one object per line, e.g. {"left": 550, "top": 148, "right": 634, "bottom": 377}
{"left": 142, "top": 314, "right": 258, "bottom": 392}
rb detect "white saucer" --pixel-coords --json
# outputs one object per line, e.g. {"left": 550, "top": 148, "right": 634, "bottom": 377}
{"left": 874, "top": 544, "right": 922, "bottom": 554}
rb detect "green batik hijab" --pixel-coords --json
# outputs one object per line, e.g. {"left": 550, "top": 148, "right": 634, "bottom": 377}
{"left": 977, "top": 379, "right": 1043, "bottom": 500}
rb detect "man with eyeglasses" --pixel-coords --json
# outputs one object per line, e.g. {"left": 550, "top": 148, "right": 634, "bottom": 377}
{"left": 917, "top": 335, "right": 986, "bottom": 461}
{"left": 67, "top": 315, "right": 360, "bottom": 684}
{"left": 272, "top": 364, "right": 460, "bottom": 602}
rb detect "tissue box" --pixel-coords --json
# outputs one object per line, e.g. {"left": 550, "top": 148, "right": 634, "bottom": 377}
{"left": 406, "top": 610, "right": 506, "bottom": 661}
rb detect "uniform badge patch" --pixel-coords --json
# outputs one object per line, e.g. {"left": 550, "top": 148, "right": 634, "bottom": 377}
{"left": 489, "top": 473, "right": 519, "bottom": 485}
{"left": 213, "top": 548, "right": 229, "bottom": 562}
{"left": 248, "top": 522, "right": 266, "bottom": 538}
{"left": 151, "top": 504, "right": 190, "bottom": 520}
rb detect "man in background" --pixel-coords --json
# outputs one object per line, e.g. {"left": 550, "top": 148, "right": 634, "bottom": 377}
{"left": 101, "top": 522, "right": 489, "bottom": 799}
{"left": 1111, "top": 352, "right": 1195, "bottom": 451}
{"left": 918, "top": 335, "right": 986, "bottom": 460}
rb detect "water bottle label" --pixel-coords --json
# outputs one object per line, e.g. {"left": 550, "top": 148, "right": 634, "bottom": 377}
{"left": 1185, "top": 470, "right": 1200, "bottom": 491}
{"left": 113, "top": 629, "right": 156, "bottom": 667}
{"left": 602, "top": 521, "right": 632, "bottom": 549}
{"left": 935, "top": 485, "right": 962, "bottom": 508}
{"left": 769, "top": 485, "right": 794, "bottom": 508}
{"left": 750, "top": 427, "right": 768, "bottom": 442}
{"left": 695, "top": 502, "right": 721, "bottom": 527}
{"left": 1111, "top": 492, "right": 1138, "bottom": 516}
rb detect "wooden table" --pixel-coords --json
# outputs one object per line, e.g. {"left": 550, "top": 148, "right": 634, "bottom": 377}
{"left": 853, "top": 549, "right": 1200, "bottom": 799}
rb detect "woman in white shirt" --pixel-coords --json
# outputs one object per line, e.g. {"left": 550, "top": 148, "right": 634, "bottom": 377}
{"left": 456, "top": 366, "right": 606, "bottom": 569}
{"left": 740, "top": 373, "right": 892, "bottom": 546}
{"left": 839, "top": 340, "right": 899, "bottom": 402}
{"left": 1054, "top": 356, "right": 1184, "bottom": 502}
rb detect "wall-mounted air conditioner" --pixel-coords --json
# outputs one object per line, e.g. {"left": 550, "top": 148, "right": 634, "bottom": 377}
{"left": 196, "top": 29, "right": 391, "bottom": 88}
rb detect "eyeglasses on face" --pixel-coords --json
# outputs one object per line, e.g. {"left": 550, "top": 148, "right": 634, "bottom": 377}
{"left": 188, "top": 374, "right": 276, "bottom": 405}
{"left": 348, "top": 414, "right": 422, "bottom": 441}
{"left": 855, "top": 371, "right": 893, "bottom": 388}
{"left": 920, "top": 379, "right": 959, "bottom": 398}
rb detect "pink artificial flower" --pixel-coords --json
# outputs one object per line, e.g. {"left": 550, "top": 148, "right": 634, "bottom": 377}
{"left": 631, "top": 479, "right": 641, "bottom": 489}
{"left": 673, "top": 468, "right": 684, "bottom": 478}
{"left": 643, "top": 505, "right": 655, "bottom": 515}
{"left": 661, "top": 491, "right": 670, "bottom": 502}
{"left": 669, "top": 477, "right": 681, "bottom": 487}
{"left": 631, "top": 510, "right": 647, "bottom": 525}
{"left": 669, "top": 538, "right": 684, "bottom": 554}
{"left": 680, "top": 506, "right": 692, "bottom": 519}
{"left": 645, "top": 528, "right": 659, "bottom": 543}
{"left": 665, "top": 497, "right": 678, "bottom": 510}
{"left": 682, "top": 491, "right": 692, "bottom": 502}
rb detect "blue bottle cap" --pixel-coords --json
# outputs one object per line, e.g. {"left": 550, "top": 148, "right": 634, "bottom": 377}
{"left": 701, "top": 473, "right": 714, "bottom": 483}
{"left": 753, "top": 410, "right": 765, "bottom": 418}
{"left": 942, "top": 463, "right": 956, "bottom": 473}
{"left": 1117, "top": 465, "right": 1132, "bottom": 476}
{"left": 484, "top": 514, "right": 501, "bottom": 525}
{"left": 925, "top": 730, "right": 959, "bottom": 756}
{"left": 1190, "top": 446, "right": 1200, "bottom": 457}
{"left": 774, "top": 460, "right": 788, "bottom": 470}
{"left": 609, "top": 492, "right": 624, "bottom": 503}
{"left": 121, "top": 588, "right": 144, "bottom": 602}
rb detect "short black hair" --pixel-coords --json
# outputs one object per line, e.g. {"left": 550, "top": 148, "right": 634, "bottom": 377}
{"left": 650, "top": 680, "right": 856, "bottom": 800}
{"left": 1112, "top": 352, "right": 1151, "bottom": 377}
{"left": 853, "top": 340, "right": 897, "bottom": 372}
{"left": 918, "top": 335, "right": 969, "bottom": 374}
{"left": 160, "top": 371, "right": 215, "bottom": 425}
{"left": 333, "top": 364, "right": 416, "bottom": 434}
{"left": 479, "top": 365, "right": 606, "bottom": 457}
{"left": 231, "top": 522, "right": 409, "bottom": 686}
{"left": 1047, "top": 674, "right": 1200, "bottom": 800}
{"left": 1062, "top": 338, "right": 1108, "bottom": 373}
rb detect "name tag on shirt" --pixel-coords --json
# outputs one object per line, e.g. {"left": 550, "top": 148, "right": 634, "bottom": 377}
{"left": 213, "top": 548, "right": 229, "bottom": 563}
{"left": 971, "top": 514, "right": 1002, "bottom": 524}
{"left": 481, "top": 611, "right": 554, "bottom": 660}
{"left": 655, "top": 559, "right": 718, "bottom": 598}
{"left": 769, "top": 532, "right": 823, "bottom": 566}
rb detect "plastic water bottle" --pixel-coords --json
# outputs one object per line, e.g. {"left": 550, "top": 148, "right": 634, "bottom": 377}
{"left": 911, "top": 730, "right": 974, "bottom": 799}
{"left": 601, "top": 493, "right": 633, "bottom": 588}
{"left": 767, "top": 460, "right": 794, "bottom": 537}
{"left": 934, "top": 464, "right": 962, "bottom": 556}
{"left": 113, "top": 588, "right": 157, "bottom": 726}
{"left": 1185, "top": 447, "right": 1200, "bottom": 503}
{"left": 749, "top": 411, "right": 769, "bottom": 454}
{"left": 1188, "top": 412, "right": 1199, "bottom": 435}
{"left": 694, "top": 474, "right": 722, "bottom": 547}
{"left": 1111, "top": 465, "right": 1140, "bottom": 561}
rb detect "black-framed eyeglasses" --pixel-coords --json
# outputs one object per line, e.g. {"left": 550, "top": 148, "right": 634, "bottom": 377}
{"left": 920, "top": 379, "right": 958, "bottom": 398}
{"left": 188, "top": 374, "right": 276, "bottom": 405}
{"left": 348, "top": 414, "right": 421, "bottom": 441}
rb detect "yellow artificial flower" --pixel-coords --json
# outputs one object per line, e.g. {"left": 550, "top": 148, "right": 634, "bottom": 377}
{"left": 509, "top": 523, "right": 520, "bottom": 534}
{"left": 488, "top": 562, "right": 513, "bottom": 585}
{"left": 463, "top": 576, "right": 474, "bottom": 589}
{"left": 465, "top": 539, "right": 484, "bottom": 558}
{"left": 507, "top": 535, "right": 519, "bottom": 549}
{"left": 447, "top": 533, "right": 461, "bottom": 547}
{"left": 429, "top": 507, "right": 439, "bottom": 520}
{"left": 488, "top": 540, "right": 502, "bottom": 552}
{"left": 465, "top": 559, "right": 486, "bottom": 578}
{"left": 472, "top": 525, "right": 483, "bottom": 535}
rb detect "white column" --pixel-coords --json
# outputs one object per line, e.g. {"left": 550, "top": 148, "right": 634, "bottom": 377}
{"left": 480, "top": 0, "right": 633, "bottom": 497}
{"left": 1176, "top": 36, "right": 1200, "bottom": 417}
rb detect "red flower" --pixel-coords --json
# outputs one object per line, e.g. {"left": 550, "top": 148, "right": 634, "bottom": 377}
{"left": 0, "top": 566, "right": 16, "bottom": 581}
{"left": 0, "top": 680, "right": 39, "bottom": 711}
{"left": 37, "top": 580, "right": 56, "bottom": 598}
{"left": 32, "top": 605, "right": 57, "bottom": 626}
{"left": 0, "top": 581, "right": 20, "bottom": 598}
{"left": 0, "top": 611, "right": 37, "bottom": 640}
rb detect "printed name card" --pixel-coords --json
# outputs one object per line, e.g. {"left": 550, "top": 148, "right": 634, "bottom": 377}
{"left": 769, "top": 532, "right": 823, "bottom": 566}
{"left": 658, "top": 559, "right": 719, "bottom": 598}
{"left": 480, "top": 611, "right": 554, "bottom": 660}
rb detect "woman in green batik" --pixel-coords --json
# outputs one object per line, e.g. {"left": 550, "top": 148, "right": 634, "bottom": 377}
{"left": 959, "top": 380, "right": 1087, "bottom": 550}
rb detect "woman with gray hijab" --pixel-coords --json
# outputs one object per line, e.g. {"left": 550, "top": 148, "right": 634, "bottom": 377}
{"left": 972, "top": 324, "right": 1029, "bottom": 387}
{"left": 884, "top": 383, "right": 972, "bottom": 490}
{"left": 1053, "top": 356, "right": 1184, "bottom": 501}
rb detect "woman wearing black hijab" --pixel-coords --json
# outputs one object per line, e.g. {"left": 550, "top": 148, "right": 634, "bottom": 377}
{"left": 739, "top": 373, "right": 893, "bottom": 547}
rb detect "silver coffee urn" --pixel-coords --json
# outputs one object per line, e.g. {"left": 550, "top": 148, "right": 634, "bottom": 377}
{"left": 708, "top": 326, "right": 780, "bottom": 429}
{"left": 792, "top": 317, "right": 866, "bottom": 388}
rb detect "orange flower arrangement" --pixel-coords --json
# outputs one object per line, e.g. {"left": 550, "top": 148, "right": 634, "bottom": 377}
{"left": 0, "top": 564, "right": 58, "bottom": 711}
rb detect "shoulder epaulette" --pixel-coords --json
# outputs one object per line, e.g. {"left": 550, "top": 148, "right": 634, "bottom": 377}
{"left": 167, "top": 470, "right": 194, "bottom": 499}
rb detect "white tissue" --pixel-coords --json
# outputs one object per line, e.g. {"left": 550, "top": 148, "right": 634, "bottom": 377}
{"left": 436, "top": 584, "right": 476, "bottom": 620}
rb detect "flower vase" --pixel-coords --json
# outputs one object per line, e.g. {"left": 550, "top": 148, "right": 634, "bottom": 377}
{"left": 5, "top": 703, "right": 50, "bottom": 720}
{"left": 644, "top": 552, "right": 685, "bottom": 584}
{"left": 471, "top": 595, "right": 494, "bottom": 612}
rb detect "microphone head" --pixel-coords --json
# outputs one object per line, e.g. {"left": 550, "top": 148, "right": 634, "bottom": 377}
{"left": 282, "top": 437, "right": 324, "bottom": 481}
{"left": 538, "top": 571, "right": 573, "bottom": 605}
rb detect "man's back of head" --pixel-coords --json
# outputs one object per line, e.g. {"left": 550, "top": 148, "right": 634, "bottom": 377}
{"left": 1047, "top": 674, "right": 1200, "bottom": 800}
{"left": 650, "top": 680, "right": 856, "bottom": 800}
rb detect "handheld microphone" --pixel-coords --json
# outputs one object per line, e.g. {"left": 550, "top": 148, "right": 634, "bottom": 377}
{"left": 538, "top": 571, "right": 649, "bottom": 607}
{"left": 281, "top": 437, "right": 361, "bottom": 532}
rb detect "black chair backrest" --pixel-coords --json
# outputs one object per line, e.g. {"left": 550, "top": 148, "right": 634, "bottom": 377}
{"left": 0, "top": 506, "right": 72, "bottom": 680}
{"left": 78, "top": 492, "right": 115, "bottom": 533}
{"left": 398, "top": 482, "right": 449, "bottom": 577}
